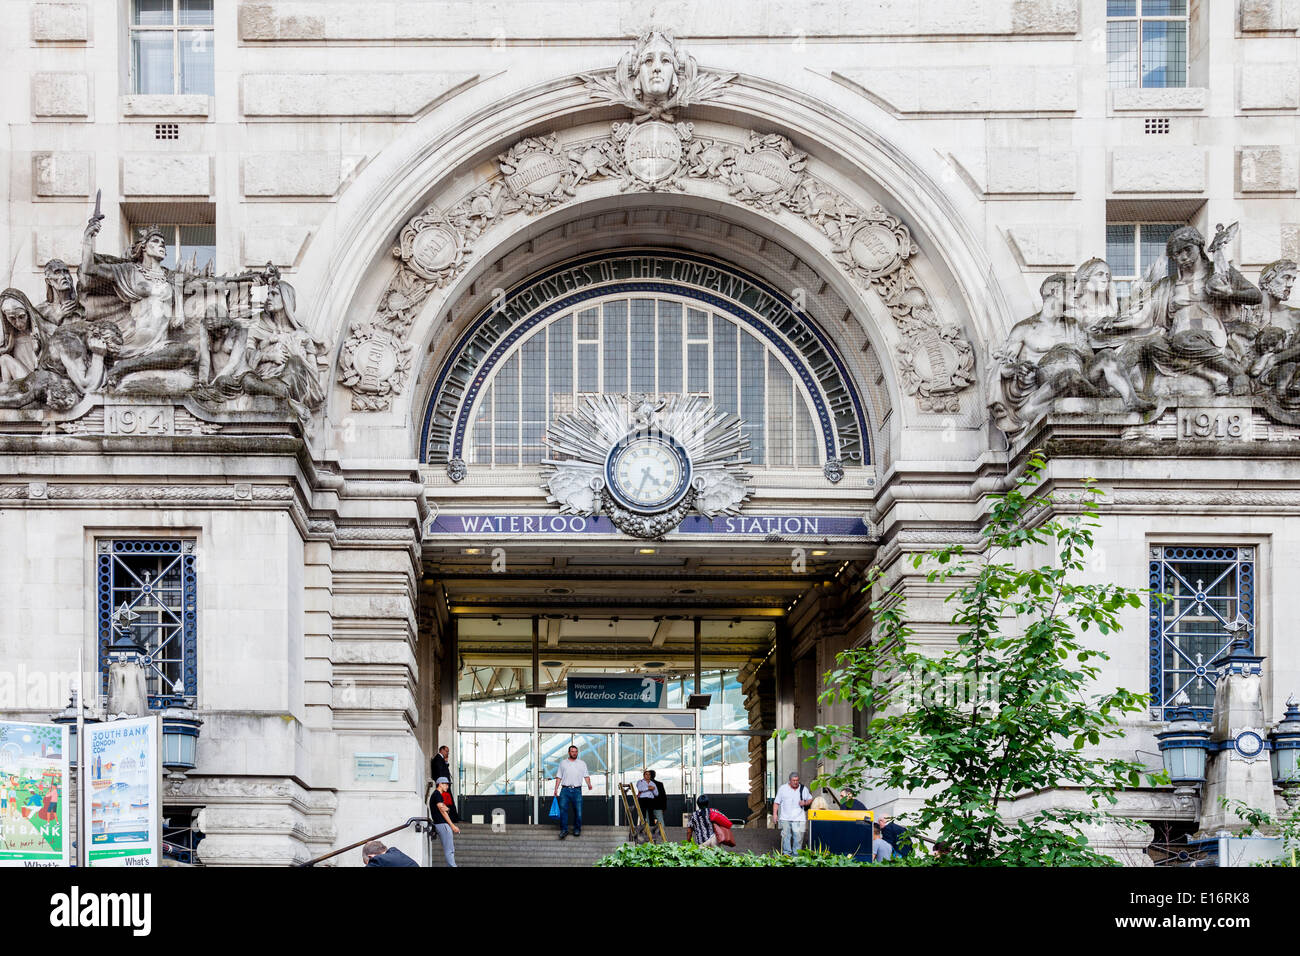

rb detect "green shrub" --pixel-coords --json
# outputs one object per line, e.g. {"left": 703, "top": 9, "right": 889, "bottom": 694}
{"left": 595, "top": 842, "right": 865, "bottom": 867}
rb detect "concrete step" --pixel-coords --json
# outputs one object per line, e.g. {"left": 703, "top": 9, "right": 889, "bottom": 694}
{"left": 427, "top": 824, "right": 780, "bottom": 867}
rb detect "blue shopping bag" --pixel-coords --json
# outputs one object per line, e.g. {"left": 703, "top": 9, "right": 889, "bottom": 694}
{"left": 548, "top": 796, "right": 560, "bottom": 819}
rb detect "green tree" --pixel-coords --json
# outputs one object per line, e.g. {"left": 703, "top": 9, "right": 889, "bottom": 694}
{"left": 787, "top": 453, "right": 1161, "bottom": 866}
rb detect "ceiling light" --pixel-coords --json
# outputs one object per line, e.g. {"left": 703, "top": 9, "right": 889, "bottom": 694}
{"left": 541, "top": 660, "right": 563, "bottom": 667}
{"left": 811, "top": 549, "right": 829, "bottom": 557}
{"left": 643, "top": 661, "right": 666, "bottom": 668}
{"left": 546, "top": 587, "right": 572, "bottom": 596}
{"left": 463, "top": 548, "right": 482, "bottom": 555}
{"left": 638, "top": 548, "right": 656, "bottom": 555}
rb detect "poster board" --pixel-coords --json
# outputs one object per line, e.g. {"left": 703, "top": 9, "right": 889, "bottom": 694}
{"left": 84, "top": 716, "right": 160, "bottom": 867}
{"left": 0, "top": 721, "right": 70, "bottom": 867}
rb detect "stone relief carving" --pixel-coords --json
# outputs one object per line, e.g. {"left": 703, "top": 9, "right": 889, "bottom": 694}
{"left": 341, "top": 32, "right": 979, "bottom": 414}
{"left": 579, "top": 29, "right": 735, "bottom": 122}
{"left": 988, "top": 226, "right": 1300, "bottom": 437}
{"left": 0, "top": 198, "right": 328, "bottom": 421}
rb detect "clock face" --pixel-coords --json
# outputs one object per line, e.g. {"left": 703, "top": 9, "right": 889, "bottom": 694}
{"left": 606, "top": 434, "right": 691, "bottom": 513}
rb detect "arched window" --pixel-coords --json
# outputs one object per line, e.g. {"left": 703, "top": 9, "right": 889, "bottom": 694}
{"left": 465, "top": 293, "right": 822, "bottom": 468}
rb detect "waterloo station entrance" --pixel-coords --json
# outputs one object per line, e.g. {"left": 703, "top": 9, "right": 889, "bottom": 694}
{"left": 425, "top": 538, "right": 872, "bottom": 827}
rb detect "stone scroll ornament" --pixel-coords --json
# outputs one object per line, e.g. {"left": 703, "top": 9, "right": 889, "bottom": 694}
{"left": 541, "top": 394, "right": 752, "bottom": 539}
{"left": 0, "top": 192, "right": 328, "bottom": 420}
{"left": 339, "top": 29, "right": 978, "bottom": 414}
{"left": 988, "top": 225, "right": 1300, "bottom": 438}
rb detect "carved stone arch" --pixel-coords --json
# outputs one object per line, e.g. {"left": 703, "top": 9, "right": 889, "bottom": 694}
{"left": 308, "top": 49, "right": 1018, "bottom": 465}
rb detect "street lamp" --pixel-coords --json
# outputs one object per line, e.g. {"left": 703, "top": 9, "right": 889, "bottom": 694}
{"left": 160, "top": 707, "right": 203, "bottom": 779}
{"left": 1270, "top": 694, "right": 1300, "bottom": 811}
{"left": 1156, "top": 691, "right": 1211, "bottom": 811}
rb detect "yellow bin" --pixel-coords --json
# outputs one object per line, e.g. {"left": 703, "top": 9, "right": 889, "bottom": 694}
{"left": 808, "top": 808, "right": 873, "bottom": 822}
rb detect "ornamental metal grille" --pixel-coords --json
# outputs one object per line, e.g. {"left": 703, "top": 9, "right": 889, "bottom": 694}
{"left": 97, "top": 539, "right": 197, "bottom": 709}
{"left": 1148, "top": 546, "right": 1254, "bottom": 722}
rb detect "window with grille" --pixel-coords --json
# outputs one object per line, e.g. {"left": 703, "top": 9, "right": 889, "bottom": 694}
{"left": 97, "top": 539, "right": 197, "bottom": 709}
{"left": 465, "top": 293, "right": 823, "bottom": 469}
{"left": 1105, "top": 222, "right": 1181, "bottom": 310}
{"left": 1148, "top": 546, "right": 1254, "bottom": 722}
{"left": 129, "top": 0, "right": 214, "bottom": 96}
{"left": 1107, "top": 1, "right": 1188, "bottom": 89}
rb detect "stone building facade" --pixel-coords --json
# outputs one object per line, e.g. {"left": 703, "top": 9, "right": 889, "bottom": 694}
{"left": 1, "top": 1, "right": 1297, "bottom": 864}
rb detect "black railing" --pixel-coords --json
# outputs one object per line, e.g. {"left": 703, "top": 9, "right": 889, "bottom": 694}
{"left": 295, "top": 816, "right": 434, "bottom": 868}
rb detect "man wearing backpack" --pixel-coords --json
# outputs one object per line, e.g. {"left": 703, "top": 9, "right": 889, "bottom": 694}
{"left": 772, "top": 771, "right": 813, "bottom": 856}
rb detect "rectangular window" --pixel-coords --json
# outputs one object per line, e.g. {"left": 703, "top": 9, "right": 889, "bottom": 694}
{"left": 130, "top": 0, "right": 215, "bottom": 96}
{"left": 1107, "top": 0, "right": 1188, "bottom": 89}
{"left": 1106, "top": 222, "right": 1180, "bottom": 310}
{"left": 1149, "top": 546, "right": 1254, "bottom": 721}
{"left": 97, "top": 538, "right": 197, "bottom": 709}
{"left": 127, "top": 223, "right": 215, "bottom": 274}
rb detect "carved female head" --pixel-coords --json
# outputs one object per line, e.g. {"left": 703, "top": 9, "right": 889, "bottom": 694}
{"left": 128, "top": 226, "right": 168, "bottom": 266}
{"left": 632, "top": 31, "right": 680, "bottom": 99}
{"left": 0, "top": 289, "right": 39, "bottom": 334}
{"left": 1166, "top": 226, "right": 1208, "bottom": 275}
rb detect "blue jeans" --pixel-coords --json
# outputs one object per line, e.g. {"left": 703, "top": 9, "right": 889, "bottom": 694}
{"left": 557, "top": 786, "right": 583, "bottom": 833}
{"left": 779, "top": 819, "right": 806, "bottom": 855}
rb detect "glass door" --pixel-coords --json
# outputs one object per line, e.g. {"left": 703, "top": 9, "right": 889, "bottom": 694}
{"left": 616, "top": 732, "right": 693, "bottom": 828}
{"left": 539, "top": 732, "right": 612, "bottom": 825}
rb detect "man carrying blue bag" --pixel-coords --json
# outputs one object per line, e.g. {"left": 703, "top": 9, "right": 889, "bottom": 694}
{"left": 553, "top": 744, "right": 593, "bottom": 839}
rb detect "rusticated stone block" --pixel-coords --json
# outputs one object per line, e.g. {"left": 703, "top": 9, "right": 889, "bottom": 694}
{"left": 121, "top": 154, "right": 212, "bottom": 196}
{"left": 1111, "top": 147, "right": 1206, "bottom": 192}
{"left": 986, "top": 148, "right": 1077, "bottom": 194}
{"left": 1240, "top": 0, "right": 1300, "bottom": 32}
{"left": 34, "top": 228, "right": 83, "bottom": 266}
{"left": 241, "top": 227, "right": 312, "bottom": 267}
{"left": 33, "top": 151, "right": 91, "bottom": 197}
{"left": 1240, "top": 63, "right": 1300, "bottom": 110}
{"left": 120, "top": 94, "right": 210, "bottom": 117}
{"left": 1007, "top": 225, "right": 1081, "bottom": 268}
{"left": 839, "top": 67, "right": 1076, "bottom": 113}
{"left": 1112, "top": 87, "right": 1207, "bottom": 111}
{"left": 243, "top": 152, "right": 341, "bottom": 196}
{"left": 1240, "top": 146, "right": 1299, "bottom": 192}
{"left": 31, "top": 2, "right": 88, "bottom": 41}
{"left": 31, "top": 72, "right": 88, "bottom": 117}
{"left": 1010, "top": 0, "right": 1078, "bottom": 34}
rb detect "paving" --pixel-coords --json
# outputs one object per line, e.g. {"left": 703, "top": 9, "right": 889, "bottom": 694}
{"left": 427, "top": 824, "right": 780, "bottom": 867}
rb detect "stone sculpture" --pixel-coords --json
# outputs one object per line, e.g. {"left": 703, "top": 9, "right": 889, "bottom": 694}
{"left": 0, "top": 289, "right": 42, "bottom": 384}
{"left": 0, "top": 196, "right": 326, "bottom": 419}
{"left": 988, "top": 225, "right": 1300, "bottom": 437}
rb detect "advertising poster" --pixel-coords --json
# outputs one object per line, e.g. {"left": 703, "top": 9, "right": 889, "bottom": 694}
{"left": 84, "top": 716, "right": 159, "bottom": 867}
{"left": 0, "top": 721, "right": 69, "bottom": 867}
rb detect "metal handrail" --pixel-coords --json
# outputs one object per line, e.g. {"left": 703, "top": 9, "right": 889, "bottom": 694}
{"left": 295, "top": 816, "right": 434, "bottom": 868}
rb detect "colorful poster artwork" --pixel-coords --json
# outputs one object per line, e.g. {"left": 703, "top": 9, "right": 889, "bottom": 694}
{"left": 0, "top": 721, "right": 70, "bottom": 866}
{"left": 84, "top": 716, "right": 159, "bottom": 867}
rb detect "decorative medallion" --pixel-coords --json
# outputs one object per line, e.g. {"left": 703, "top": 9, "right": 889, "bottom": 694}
{"left": 619, "top": 120, "right": 689, "bottom": 188}
{"left": 726, "top": 132, "right": 807, "bottom": 210}
{"left": 833, "top": 206, "right": 917, "bottom": 282}
{"left": 1229, "top": 727, "right": 1268, "bottom": 764}
{"left": 337, "top": 322, "right": 414, "bottom": 411}
{"left": 446, "top": 458, "right": 467, "bottom": 483}
{"left": 498, "top": 135, "right": 580, "bottom": 214}
{"left": 396, "top": 209, "right": 470, "bottom": 286}
{"left": 541, "top": 394, "right": 751, "bottom": 539}
{"left": 823, "top": 459, "right": 844, "bottom": 483}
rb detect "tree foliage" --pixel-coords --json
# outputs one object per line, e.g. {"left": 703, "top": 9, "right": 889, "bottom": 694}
{"left": 788, "top": 453, "right": 1161, "bottom": 866}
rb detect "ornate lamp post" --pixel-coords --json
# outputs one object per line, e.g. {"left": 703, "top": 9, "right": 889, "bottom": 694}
{"left": 50, "top": 688, "right": 98, "bottom": 768}
{"left": 1156, "top": 691, "right": 1212, "bottom": 812}
{"left": 1271, "top": 695, "right": 1300, "bottom": 812}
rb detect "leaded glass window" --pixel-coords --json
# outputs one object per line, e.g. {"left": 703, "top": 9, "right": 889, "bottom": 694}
{"left": 1107, "top": 1, "right": 1188, "bottom": 89}
{"left": 1148, "top": 546, "right": 1254, "bottom": 721}
{"left": 465, "top": 294, "right": 823, "bottom": 469}
{"left": 129, "top": 0, "right": 215, "bottom": 96}
{"left": 97, "top": 539, "right": 197, "bottom": 709}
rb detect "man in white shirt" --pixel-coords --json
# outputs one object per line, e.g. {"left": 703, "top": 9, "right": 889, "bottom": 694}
{"left": 553, "top": 744, "right": 593, "bottom": 839}
{"left": 772, "top": 771, "right": 812, "bottom": 856}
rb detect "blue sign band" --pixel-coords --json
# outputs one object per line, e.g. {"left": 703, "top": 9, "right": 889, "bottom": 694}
{"left": 427, "top": 513, "right": 872, "bottom": 537}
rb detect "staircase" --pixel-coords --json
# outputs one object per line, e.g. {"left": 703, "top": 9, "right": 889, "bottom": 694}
{"left": 428, "top": 824, "right": 780, "bottom": 867}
